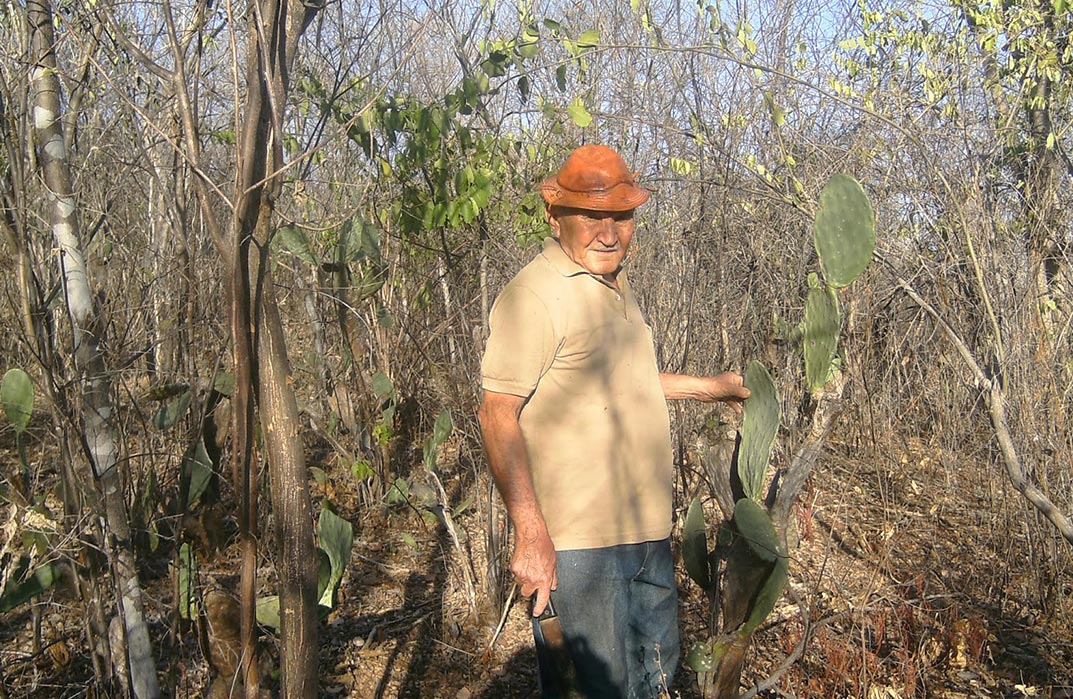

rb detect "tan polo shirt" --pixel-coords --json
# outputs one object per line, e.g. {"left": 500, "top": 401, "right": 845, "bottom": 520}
{"left": 482, "top": 238, "right": 673, "bottom": 550}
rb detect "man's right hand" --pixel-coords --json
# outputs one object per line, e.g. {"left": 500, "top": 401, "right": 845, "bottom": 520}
{"left": 478, "top": 390, "right": 558, "bottom": 616}
{"left": 512, "top": 524, "right": 557, "bottom": 616}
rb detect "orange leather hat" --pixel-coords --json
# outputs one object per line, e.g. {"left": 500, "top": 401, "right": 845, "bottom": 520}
{"left": 539, "top": 144, "right": 650, "bottom": 211}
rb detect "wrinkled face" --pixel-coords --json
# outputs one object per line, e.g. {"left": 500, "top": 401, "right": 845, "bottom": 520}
{"left": 547, "top": 206, "right": 636, "bottom": 283}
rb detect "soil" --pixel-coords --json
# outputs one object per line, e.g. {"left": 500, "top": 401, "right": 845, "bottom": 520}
{"left": 2, "top": 430, "right": 1072, "bottom": 698}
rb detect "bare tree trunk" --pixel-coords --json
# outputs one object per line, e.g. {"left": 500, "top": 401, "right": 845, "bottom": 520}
{"left": 28, "top": 2, "right": 159, "bottom": 697}
{"left": 257, "top": 256, "right": 319, "bottom": 698}
{"left": 231, "top": 2, "right": 325, "bottom": 696}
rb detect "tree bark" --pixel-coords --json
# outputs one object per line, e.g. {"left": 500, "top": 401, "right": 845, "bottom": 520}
{"left": 230, "top": 2, "right": 326, "bottom": 696}
{"left": 28, "top": 2, "right": 159, "bottom": 697}
{"left": 257, "top": 258, "right": 320, "bottom": 698}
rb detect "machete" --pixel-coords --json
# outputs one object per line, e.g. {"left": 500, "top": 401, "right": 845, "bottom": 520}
{"left": 534, "top": 597, "right": 583, "bottom": 698}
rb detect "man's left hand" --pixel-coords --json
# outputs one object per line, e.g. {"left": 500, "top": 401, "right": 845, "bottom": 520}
{"left": 659, "top": 371, "right": 751, "bottom": 412}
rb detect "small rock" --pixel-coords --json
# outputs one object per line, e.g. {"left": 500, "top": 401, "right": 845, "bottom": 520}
{"left": 456, "top": 688, "right": 472, "bottom": 699}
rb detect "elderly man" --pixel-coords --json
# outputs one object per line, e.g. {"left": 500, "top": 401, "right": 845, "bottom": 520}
{"left": 478, "top": 144, "right": 749, "bottom": 699}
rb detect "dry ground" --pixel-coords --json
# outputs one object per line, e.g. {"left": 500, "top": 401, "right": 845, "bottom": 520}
{"left": 2, "top": 430, "right": 1072, "bottom": 698}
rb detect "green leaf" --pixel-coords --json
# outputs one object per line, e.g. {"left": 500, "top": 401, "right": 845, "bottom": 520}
{"left": 555, "top": 65, "right": 568, "bottom": 92}
{"left": 387, "top": 477, "right": 410, "bottom": 505}
{"left": 1, "top": 368, "right": 33, "bottom": 434}
{"left": 452, "top": 494, "right": 475, "bottom": 517}
{"left": 351, "top": 459, "right": 374, "bottom": 481}
{"left": 316, "top": 550, "right": 332, "bottom": 607}
{"left": 0, "top": 560, "right": 56, "bottom": 612}
{"left": 337, "top": 218, "right": 365, "bottom": 264}
{"left": 353, "top": 260, "right": 387, "bottom": 301}
{"left": 738, "top": 362, "right": 780, "bottom": 501}
{"left": 772, "top": 105, "right": 785, "bottom": 126}
{"left": 577, "top": 29, "right": 600, "bottom": 47}
{"left": 432, "top": 408, "right": 453, "bottom": 447}
{"left": 566, "top": 98, "right": 592, "bottom": 127}
{"left": 423, "top": 408, "right": 454, "bottom": 471}
{"left": 213, "top": 372, "right": 235, "bottom": 397}
{"left": 669, "top": 157, "right": 693, "bottom": 175}
{"left": 518, "top": 34, "right": 540, "bottom": 59}
{"left": 804, "top": 284, "right": 841, "bottom": 390}
{"left": 316, "top": 505, "right": 354, "bottom": 609}
{"left": 148, "top": 520, "right": 160, "bottom": 552}
{"left": 371, "top": 372, "right": 394, "bottom": 400}
{"left": 276, "top": 225, "right": 318, "bottom": 266}
{"left": 1055, "top": 0, "right": 1067, "bottom": 15}
{"left": 256, "top": 595, "right": 281, "bottom": 631}
{"left": 154, "top": 390, "right": 192, "bottom": 430}
{"left": 177, "top": 543, "right": 198, "bottom": 620}
{"left": 181, "top": 437, "right": 213, "bottom": 509}
{"left": 682, "top": 497, "right": 711, "bottom": 591}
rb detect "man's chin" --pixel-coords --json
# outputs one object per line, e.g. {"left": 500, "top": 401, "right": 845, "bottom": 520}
{"left": 584, "top": 258, "right": 624, "bottom": 277}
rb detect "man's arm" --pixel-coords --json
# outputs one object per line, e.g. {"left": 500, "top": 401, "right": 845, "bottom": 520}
{"left": 660, "top": 371, "right": 751, "bottom": 412}
{"left": 477, "top": 390, "right": 557, "bottom": 616}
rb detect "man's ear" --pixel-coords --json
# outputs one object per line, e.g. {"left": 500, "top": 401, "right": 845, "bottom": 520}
{"left": 545, "top": 205, "right": 561, "bottom": 239}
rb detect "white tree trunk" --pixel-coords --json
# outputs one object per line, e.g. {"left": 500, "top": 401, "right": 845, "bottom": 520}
{"left": 28, "top": 2, "right": 159, "bottom": 697}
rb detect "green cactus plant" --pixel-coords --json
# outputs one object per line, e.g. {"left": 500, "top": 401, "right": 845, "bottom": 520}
{"left": 1, "top": 369, "right": 33, "bottom": 433}
{"left": 2, "top": 368, "right": 34, "bottom": 501}
{"left": 804, "top": 273, "right": 842, "bottom": 390}
{"left": 732, "top": 498, "right": 784, "bottom": 563}
{"left": 683, "top": 496, "right": 712, "bottom": 591}
{"left": 738, "top": 361, "right": 780, "bottom": 502}
{"left": 685, "top": 173, "right": 876, "bottom": 698}
{"left": 733, "top": 498, "right": 788, "bottom": 635}
{"left": 814, "top": 173, "right": 876, "bottom": 288}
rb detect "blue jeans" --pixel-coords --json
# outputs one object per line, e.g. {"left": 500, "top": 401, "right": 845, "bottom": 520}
{"left": 532, "top": 539, "right": 680, "bottom": 699}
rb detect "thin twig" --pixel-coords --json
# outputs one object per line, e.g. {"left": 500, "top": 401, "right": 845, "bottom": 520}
{"left": 485, "top": 582, "right": 517, "bottom": 657}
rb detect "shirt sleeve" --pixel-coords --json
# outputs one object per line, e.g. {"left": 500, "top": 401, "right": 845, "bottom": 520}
{"left": 481, "top": 283, "right": 558, "bottom": 398}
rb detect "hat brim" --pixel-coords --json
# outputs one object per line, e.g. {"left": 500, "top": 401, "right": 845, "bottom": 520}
{"left": 539, "top": 176, "right": 651, "bottom": 212}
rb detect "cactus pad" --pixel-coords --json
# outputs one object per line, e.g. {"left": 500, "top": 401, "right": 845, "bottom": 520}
{"left": 683, "top": 497, "right": 712, "bottom": 591}
{"left": 1, "top": 368, "right": 33, "bottom": 434}
{"left": 742, "top": 554, "right": 788, "bottom": 635}
{"left": 733, "top": 498, "right": 789, "bottom": 634}
{"left": 814, "top": 173, "right": 875, "bottom": 288}
{"left": 804, "top": 283, "right": 841, "bottom": 390}
{"left": 733, "top": 498, "right": 784, "bottom": 562}
{"left": 739, "top": 361, "right": 780, "bottom": 501}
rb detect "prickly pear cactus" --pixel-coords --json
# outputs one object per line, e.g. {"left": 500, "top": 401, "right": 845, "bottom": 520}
{"left": 732, "top": 498, "right": 783, "bottom": 562}
{"left": 738, "top": 361, "right": 780, "bottom": 502}
{"left": 814, "top": 173, "right": 875, "bottom": 288}
{"left": 683, "top": 497, "right": 712, "bottom": 591}
{"left": 732, "top": 498, "right": 788, "bottom": 635}
{"left": 804, "top": 273, "right": 842, "bottom": 390}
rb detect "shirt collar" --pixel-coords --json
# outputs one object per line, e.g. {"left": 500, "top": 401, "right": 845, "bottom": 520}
{"left": 540, "top": 237, "right": 630, "bottom": 289}
{"left": 541, "top": 237, "right": 587, "bottom": 276}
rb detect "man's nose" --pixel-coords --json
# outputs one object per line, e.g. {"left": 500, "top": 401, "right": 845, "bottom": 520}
{"left": 595, "top": 218, "right": 618, "bottom": 246}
